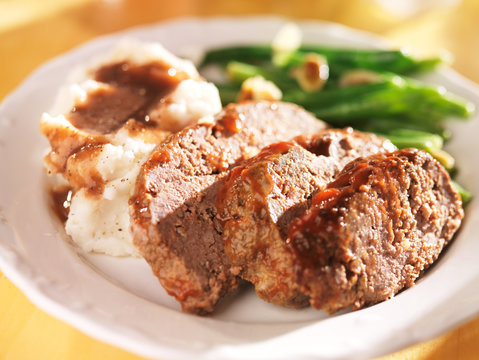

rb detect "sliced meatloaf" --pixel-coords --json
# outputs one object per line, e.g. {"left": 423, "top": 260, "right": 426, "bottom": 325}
{"left": 217, "top": 128, "right": 396, "bottom": 308}
{"left": 288, "top": 148, "right": 464, "bottom": 313}
{"left": 129, "top": 100, "right": 327, "bottom": 314}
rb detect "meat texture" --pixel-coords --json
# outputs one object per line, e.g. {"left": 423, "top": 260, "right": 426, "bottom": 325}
{"left": 129, "top": 100, "right": 327, "bottom": 314}
{"left": 288, "top": 148, "right": 464, "bottom": 313}
{"left": 217, "top": 128, "right": 396, "bottom": 308}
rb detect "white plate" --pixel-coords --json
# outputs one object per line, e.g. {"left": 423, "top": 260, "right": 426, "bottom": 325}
{"left": 1, "top": 16, "right": 479, "bottom": 360}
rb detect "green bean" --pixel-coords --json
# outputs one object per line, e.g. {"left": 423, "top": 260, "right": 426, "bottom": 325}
{"left": 200, "top": 45, "right": 272, "bottom": 66}
{"left": 452, "top": 180, "right": 473, "bottom": 206}
{"left": 428, "top": 148, "right": 456, "bottom": 171}
{"left": 402, "top": 80, "right": 475, "bottom": 119}
{"left": 307, "top": 83, "right": 473, "bottom": 123}
{"left": 306, "top": 88, "right": 410, "bottom": 123}
{"left": 298, "top": 46, "right": 446, "bottom": 75}
{"left": 376, "top": 129, "right": 455, "bottom": 169}
{"left": 283, "top": 78, "right": 399, "bottom": 106}
{"left": 225, "top": 61, "right": 297, "bottom": 89}
{"left": 380, "top": 129, "right": 443, "bottom": 152}
{"left": 355, "top": 117, "right": 450, "bottom": 140}
{"left": 215, "top": 83, "right": 241, "bottom": 104}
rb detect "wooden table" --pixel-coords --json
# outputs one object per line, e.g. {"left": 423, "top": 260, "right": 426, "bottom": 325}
{"left": 1, "top": 0, "right": 479, "bottom": 359}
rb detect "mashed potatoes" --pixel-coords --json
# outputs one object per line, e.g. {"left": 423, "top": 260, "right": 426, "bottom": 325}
{"left": 42, "top": 40, "right": 222, "bottom": 256}
{"left": 63, "top": 128, "right": 156, "bottom": 256}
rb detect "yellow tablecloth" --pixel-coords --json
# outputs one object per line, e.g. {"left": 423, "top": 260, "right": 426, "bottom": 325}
{"left": 1, "top": 0, "right": 479, "bottom": 359}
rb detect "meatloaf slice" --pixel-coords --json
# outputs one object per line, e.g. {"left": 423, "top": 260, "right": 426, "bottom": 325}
{"left": 129, "top": 100, "right": 327, "bottom": 314}
{"left": 288, "top": 148, "right": 464, "bottom": 314}
{"left": 217, "top": 128, "right": 396, "bottom": 308}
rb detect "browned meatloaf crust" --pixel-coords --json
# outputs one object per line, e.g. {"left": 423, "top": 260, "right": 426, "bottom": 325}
{"left": 288, "top": 148, "right": 464, "bottom": 313}
{"left": 129, "top": 100, "right": 327, "bottom": 314}
{"left": 217, "top": 128, "right": 396, "bottom": 308}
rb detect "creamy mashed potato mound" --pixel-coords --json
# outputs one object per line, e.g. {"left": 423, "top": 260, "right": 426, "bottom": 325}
{"left": 42, "top": 40, "right": 222, "bottom": 256}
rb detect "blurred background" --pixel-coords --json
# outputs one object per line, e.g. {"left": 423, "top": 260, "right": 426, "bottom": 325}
{"left": 1, "top": 0, "right": 479, "bottom": 359}
{"left": 1, "top": 0, "right": 479, "bottom": 102}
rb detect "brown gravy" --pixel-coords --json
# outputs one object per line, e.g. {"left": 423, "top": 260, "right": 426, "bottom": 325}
{"left": 214, "top": 111, "right": 245, "bottom": 134}
{"left": 49, "top": 186, "right": 72, "bottom": 224}
{"left": 68, "top": 61, "right": 190, "bottom": 134}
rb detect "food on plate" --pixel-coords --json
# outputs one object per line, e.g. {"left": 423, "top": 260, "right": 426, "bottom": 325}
{"left": 41, "top": 40, "right": 221, "bottom": 256}
{"left": 288, "top": 148, "right": 463, "bottom": 313}
{"left": 217, "top": 128, "right": 396, "bottom": 308}
{"left": 129, "top": 101, "right": 327, "bottom": 314}
{"left": 41, "top": 29, "right": 472, "bottom": 316}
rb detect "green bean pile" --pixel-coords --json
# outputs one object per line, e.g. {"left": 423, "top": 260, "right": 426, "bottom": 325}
{"left": 198, "top": 44, "right": 474, "bottom": 204}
